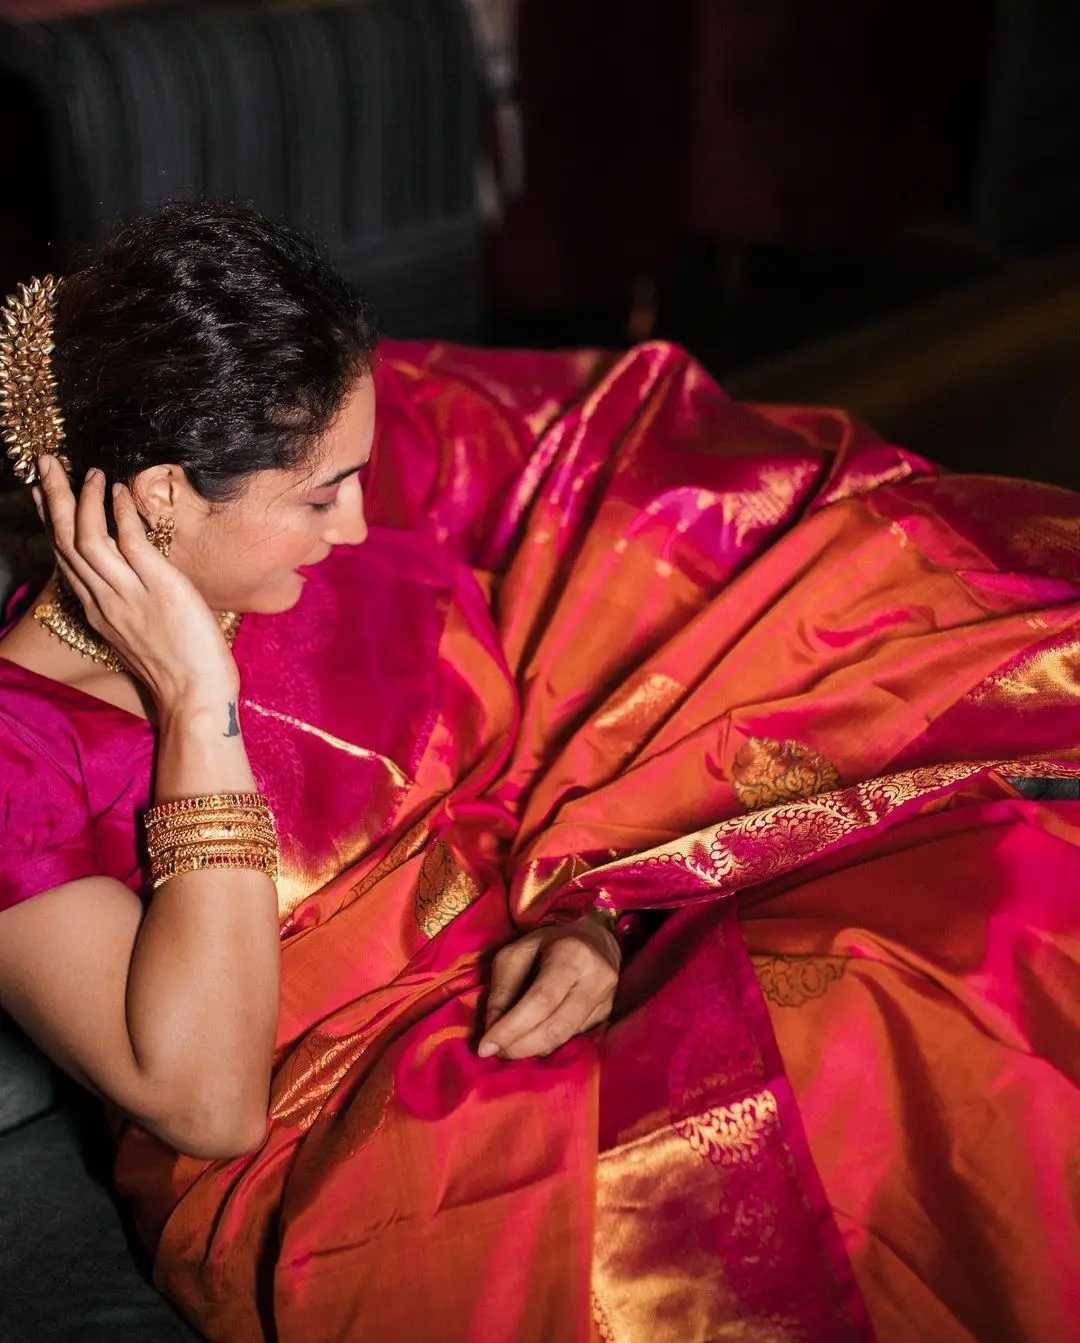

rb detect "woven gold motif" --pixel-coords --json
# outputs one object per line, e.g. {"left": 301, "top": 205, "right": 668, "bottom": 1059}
{"left": 614, "top": 759, "right": 990, "bottom": 896}
{"left": 591, "top": 1289, "right": 617, "bottom": 1343}
{"left": 270, "top": 1030, "right": 368, "bottom": 1131}
{"left": 307, "top": 1065, "right": 397, "bottom": 1169}
{"left": 0, "top": 276, "right": 66, "bottom": 483}
{"left": 732, "top": 735, "right": 840, "bottom": 812}
{"left": 752, "top": 954, "right": 846, "bottom": 1008}
{"left": 675, "top": 1088, "right": 780, "bottom": 1166}
{"left": 414, "top": 839, "right": 482, "bottom": 938}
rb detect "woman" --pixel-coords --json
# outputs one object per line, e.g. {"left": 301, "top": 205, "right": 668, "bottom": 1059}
{"left": 0, "top": 202, "right": 1078, "bottom": 1343}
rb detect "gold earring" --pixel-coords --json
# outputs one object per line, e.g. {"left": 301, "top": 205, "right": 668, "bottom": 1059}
{"left": 146, "top": 514, "right": 175, "bottom": 558}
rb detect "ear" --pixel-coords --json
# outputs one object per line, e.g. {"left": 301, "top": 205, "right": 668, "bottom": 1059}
{"left": 128, "top": 464, "right": 186, "bottom": 520}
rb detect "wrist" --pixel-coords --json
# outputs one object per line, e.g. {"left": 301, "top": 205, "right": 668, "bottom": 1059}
{"left": 586, "top": 905, "right": 620, "bottom": 936}
{"left": 157, "top": 692, "right": 241, "bottom": 735}
{"left": 156, "top": 682, "right": 240, "bottom": 725}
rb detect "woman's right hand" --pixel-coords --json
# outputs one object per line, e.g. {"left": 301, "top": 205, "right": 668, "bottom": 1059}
{"left": 33, "top": 454, "right": 239, "bottom": 710}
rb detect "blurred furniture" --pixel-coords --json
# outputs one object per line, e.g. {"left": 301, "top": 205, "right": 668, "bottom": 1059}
{"left": 1, "top": 1014, "right": 201, "bottom": 1339}
{"left": 0, "top": 0, "right": 484, "bottom": 338}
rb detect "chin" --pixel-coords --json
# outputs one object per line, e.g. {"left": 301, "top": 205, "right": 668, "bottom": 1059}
{"left": 228, "top": 573, "right": 307, "bottom": 617}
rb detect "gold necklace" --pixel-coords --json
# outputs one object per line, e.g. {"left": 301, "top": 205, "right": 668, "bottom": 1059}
{"left": 34, "top": 574, "right": 241, "bottom": 675}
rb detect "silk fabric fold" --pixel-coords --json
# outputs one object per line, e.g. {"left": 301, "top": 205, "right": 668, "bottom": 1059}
{"left": 113, "top": 341, "right": 1080, "bottom": 1341}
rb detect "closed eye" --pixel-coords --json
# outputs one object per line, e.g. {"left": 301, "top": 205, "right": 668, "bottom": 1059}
{"left": 308, "top": 462, "right": 369, "bottom": 513}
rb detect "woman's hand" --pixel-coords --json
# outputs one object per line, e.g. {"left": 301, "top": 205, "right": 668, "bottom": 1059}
{"left": 33, "top": 455, "right": 239, "bottom": 709}
{"left": 478, "top": 911, "right": 621, "bottom": 1060}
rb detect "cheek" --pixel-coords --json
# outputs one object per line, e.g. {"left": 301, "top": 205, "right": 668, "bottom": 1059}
{"left": 211, "top": 513, "right": 316, "bottom": 578}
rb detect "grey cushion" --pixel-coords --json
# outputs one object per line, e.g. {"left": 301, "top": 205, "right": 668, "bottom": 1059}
{"left": 0, "top": 1013, "right": 56, "bottom": 1134}
{"left": 1006, "top": 775, "right": 1080, "bottom": 800}
{"left": 0, "top": 1106, "right": 202, "bottom": 1341}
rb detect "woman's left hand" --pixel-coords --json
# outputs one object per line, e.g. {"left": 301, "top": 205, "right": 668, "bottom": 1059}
{"left": 477, "top": 912, "right": 621, "bottom": 1060}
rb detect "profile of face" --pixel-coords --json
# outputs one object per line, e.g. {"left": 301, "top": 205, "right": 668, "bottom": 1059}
{"left": 131, "top": 376, "right": 375, "bottom": 615}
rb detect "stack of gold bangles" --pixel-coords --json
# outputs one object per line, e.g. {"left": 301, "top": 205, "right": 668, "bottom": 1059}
{"left": 144, "top": 792, "right": 279, "bottom": 891}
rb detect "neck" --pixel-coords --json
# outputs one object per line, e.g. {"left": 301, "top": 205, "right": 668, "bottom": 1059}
{"left": 33, "top": 570, "right": 241, "bottom": 677}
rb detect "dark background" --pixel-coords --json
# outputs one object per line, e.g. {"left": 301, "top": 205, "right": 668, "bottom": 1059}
{"left": 2, "top": 0, "right": 1079, "bottom": 482}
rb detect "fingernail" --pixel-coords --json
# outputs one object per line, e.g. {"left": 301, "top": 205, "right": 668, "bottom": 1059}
{"left": 31, "top": 486, "right": 41, "bottom": 509}
{"left": 85, "top": 467, "right": 100, "bottom": 483}
{"left": 477, "top": 1041, "right": 499, "bottom": 1059}
{"left": 36, "top": 456, "right": 50, "bottom": 479}
{"left": 111, "top": 483, "right": 122, "bottom": 498}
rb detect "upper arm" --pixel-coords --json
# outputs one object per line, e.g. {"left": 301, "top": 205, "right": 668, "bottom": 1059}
{"left": 0, "top": 701, "right": 152, "bottom": 1109}
{"left": 0, "top": 876, "right": 147, "bottom": 1110}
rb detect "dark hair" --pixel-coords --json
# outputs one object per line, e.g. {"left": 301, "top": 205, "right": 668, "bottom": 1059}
{"left": 53, "top": 200, "right": 378, "bottom": 501}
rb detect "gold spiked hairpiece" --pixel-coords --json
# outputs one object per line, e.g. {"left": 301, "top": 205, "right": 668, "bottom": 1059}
{"left": 0, "top": 276, "right": 68, "bottom": 485}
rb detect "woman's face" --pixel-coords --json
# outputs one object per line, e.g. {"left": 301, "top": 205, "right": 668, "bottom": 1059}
{"left": 140, "top": 376, "right": 375, "bottom": 615}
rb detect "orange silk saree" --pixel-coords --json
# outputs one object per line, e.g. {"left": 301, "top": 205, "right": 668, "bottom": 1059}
{"left": 115, "top": 340, "right": 1080, "bottom": 1342}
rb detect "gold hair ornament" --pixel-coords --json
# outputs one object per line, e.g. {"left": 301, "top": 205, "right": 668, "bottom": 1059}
{"left": 0, "top": 276, "right": 68, "bottom": 484}
{"left": 0, "top": 275, "right": 243, "bottom": 673}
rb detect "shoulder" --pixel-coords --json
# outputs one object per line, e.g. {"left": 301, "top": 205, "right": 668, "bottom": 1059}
{"left": 0, "top": 662, "right": 89, "bottom": 780}
{"left": 0, "top": 663, "right": 105, "bottom": 914}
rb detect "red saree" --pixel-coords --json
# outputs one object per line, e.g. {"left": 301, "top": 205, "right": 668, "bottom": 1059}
{"left": 114, "top": 340, "right": 1080, "bottom": 1342}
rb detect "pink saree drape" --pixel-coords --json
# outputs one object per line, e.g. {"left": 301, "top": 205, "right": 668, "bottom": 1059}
{"left": 113, "top": 340, "right": 1080, "bottom": 1342}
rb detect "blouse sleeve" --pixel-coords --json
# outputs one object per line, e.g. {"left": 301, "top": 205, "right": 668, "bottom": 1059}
{"left": 0, "top": 714, "right": 99, "bottom": 914}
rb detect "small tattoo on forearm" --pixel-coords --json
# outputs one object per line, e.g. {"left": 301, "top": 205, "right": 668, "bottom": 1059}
{"left": 224, "top": 701, "right": 240, "bottom": 738}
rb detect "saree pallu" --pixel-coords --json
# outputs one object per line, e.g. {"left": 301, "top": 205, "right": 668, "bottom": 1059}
{"left": 115, "top": 341, "right": 1080, "bottom": 1342}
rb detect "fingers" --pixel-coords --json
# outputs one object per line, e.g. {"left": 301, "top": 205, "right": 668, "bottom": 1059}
{"left": 35, "top": 455, "right": 79, "bottom": 559}
{"left": 479, "top": 934, "right": 617, "bottom": 1060}
{"left": 111, "top": 482, "right": 166, "bottom": 577}
{"left": 73, "top": 468, "right": 132, "bottom": 594}
{"left": 501, "top": 979, "right": 614, "bottom": 1060}
{"left": 36, "top": 457, "right": 146, "bottom": 596}
{"left": 37, "top": 458, "right": 116, "bottom": 589}
{"left": 478, "top": 952, "right": 575, "bottom": 1059}
{"left": 482, "top": 936, "right": 540, "bottom": 1033}
{"left": 32, "top": 462, "right": 100, "bottom": 613}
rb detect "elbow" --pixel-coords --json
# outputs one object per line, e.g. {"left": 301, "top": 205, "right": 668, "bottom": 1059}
{"left": 146, "top": 1090, "right": 270, "bottom": 1161}
{"left": 177, "top": 1113, "right": 269, "bottom": 1162}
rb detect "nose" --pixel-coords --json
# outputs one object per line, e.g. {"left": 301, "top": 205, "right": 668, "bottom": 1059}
{"left": 326, "top": 491, "right": 367, "bottom": 547}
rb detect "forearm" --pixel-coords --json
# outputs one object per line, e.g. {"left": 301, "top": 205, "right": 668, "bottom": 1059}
{"left": 124, "top": 696, "right": 280, "bottom": 1153}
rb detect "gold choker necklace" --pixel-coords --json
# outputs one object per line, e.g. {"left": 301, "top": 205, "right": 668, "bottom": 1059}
{"left": 34, "top": 575, "right": 241, "bottom": 675}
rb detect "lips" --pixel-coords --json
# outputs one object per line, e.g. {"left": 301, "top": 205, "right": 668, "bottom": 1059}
{"left": 298, "top": 550, "right": 333, "bottom": 575}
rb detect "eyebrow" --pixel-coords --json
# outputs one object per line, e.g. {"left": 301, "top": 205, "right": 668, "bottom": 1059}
{"left": 311, "top": 461, "right": 368, "bottom": 490}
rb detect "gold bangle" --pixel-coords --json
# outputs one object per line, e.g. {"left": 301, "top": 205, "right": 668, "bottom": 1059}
{"left": 150, "top": 848, "right": 279, "bottom": 890}
{"left": 146, "top": 818, "right": 278, "bottom": 846}
{"left": 154, "top": 839, "right": 277, "bottom": 862}
{"left": 145, "top": 792, "right": 270, "bottom": 822}
{"left": 143, "top": 792, "right": 279, "bottom": 891}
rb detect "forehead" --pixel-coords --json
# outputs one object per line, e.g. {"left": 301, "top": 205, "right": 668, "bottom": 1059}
{"left": 275, "top": 375, "right": 376, "bottom": 490}
{"left": 319, "top": 375, "right": 376, "bottom": 465}
{"left": 236, "top": 376, "right": 376, "bottom": 503}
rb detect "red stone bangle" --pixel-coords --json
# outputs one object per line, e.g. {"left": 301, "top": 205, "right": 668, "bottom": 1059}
{"left": 145, "top": 792, "right": 271, "bottom": 823}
